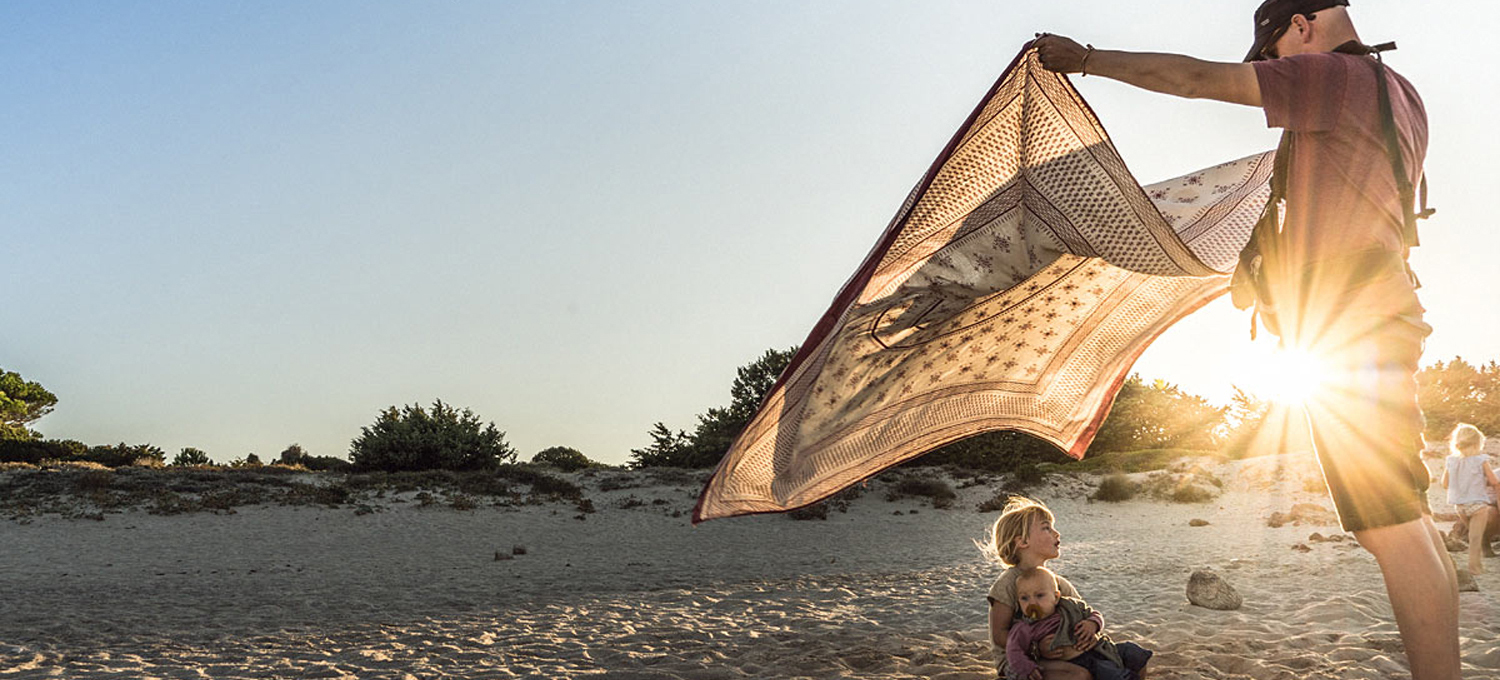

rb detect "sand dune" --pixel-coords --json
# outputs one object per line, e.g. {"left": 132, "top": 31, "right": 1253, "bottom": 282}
{"left": 1, "top": 453, "right": 1497, "bottom": 679}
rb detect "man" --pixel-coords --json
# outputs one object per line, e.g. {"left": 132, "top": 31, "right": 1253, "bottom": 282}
{"left": 1034, "top": 2, "right": 1459, "bottom": 679}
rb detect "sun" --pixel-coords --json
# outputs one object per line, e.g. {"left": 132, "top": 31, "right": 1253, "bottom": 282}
{"left": 1233, "top": 344, "right": 1330, "bottom": 406}
{"left": 1262, "top": 348, "right": 1330, "bottom": 405}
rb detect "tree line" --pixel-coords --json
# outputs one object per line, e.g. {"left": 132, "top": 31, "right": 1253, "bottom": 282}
{"left": 2, "top": 352, "right": 1495, "bottom": 474}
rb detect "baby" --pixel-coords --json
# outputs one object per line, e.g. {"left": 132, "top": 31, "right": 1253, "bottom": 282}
{"left": 1006, "top": 567, "right": 1152, "bottom": 680}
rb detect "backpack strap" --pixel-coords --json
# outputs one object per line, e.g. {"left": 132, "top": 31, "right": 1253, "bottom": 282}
{"left": 1341, "top": 41, "right": 1435, "bottom": 247}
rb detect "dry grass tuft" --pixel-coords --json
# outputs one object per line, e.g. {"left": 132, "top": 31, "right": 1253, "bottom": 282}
{"left": 1091, "top": 473, "right": 1137, "bottom": 502}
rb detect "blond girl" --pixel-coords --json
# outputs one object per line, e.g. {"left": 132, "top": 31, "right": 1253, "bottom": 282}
{"left": 1439, "top": 424, "right": 1499, "bottom": 574}
{"left": 978, "top": 497, "right": 1097, "bottom": 680}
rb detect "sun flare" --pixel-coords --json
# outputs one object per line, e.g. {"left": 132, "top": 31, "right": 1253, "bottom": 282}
{"left": 1234, "top": 345, "right": 1330, "bottom": 406}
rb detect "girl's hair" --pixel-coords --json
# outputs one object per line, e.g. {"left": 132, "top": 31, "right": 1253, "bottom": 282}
{"left": 975, "top": 496, "right": 1053, "bottom": 567}
{"left": 1451, "top": 423, "right": 1486, "bottom": 457}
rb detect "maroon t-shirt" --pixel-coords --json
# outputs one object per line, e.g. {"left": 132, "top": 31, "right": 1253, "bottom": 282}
{"left": 1253, "top": 52, "right": 1427, "bottom": 316}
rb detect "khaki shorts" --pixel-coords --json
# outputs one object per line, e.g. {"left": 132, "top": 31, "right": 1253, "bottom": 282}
{"left": 1300, "top": 317, "right": 1432, "bottom": 533}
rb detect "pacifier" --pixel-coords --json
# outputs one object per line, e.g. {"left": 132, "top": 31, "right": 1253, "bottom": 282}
{"left": 1023, "top": 604, "right": 1043, "bottom": 620}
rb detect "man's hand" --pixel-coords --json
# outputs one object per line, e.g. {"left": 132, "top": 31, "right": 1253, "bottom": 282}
{"left": 1032, "top": 33, "right": 1263, "bottom": 106}
{"left": 1072, "top": 619, "right": 1100, "bottom": 652}
{"left": 1033, "top": 34, "right": 1088, "bottom": 74}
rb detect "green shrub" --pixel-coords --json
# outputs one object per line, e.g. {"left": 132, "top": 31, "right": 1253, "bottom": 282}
{"left": 629, "top": 347, "right": 798, "bottom": 469}
{"left": 1091, "top": 473, "right": 1136, "bottom": 502}
{"left": 229, "top": 453, "right": 263, "bottom": 468}
{"left": 172, "top": 448, "right": 212, "bottom": 466}
{"left": 86, "top": 443, "right": 166, "bottom": 468}
{"left": 910, "top": 431, "right": 1073, "bottom": 472}
{"left": 454, "top": 470, "right": 513, "bottom": 496}
{"left": 886, "top": 476, "right": 957, "bottom": 509}
{"left": 1090, "top": 374, "right": 1228, "bottom": 452}
{"left": 1009, "top": 462, "right": 1047, "bottom": 488}
{"left": 0, "top": 439, "right": 87, "bottom": 465}
{"left": 532, "top": 446, "right": 601, "bottom": 472}
{"left": 787, "top": 485, "right": 864, "bottom": 519}
{"left": 1044, "top": 448, "right": 1225, "bottom": 475}
{"left": 267, "top": 445, "right": 350, "bottom": 472}
{"left": 350, "top": 400, "right": 517, "bottom": 472}
{"left": 277, "top": 444, "right": 309, "bottom": 466}
{"left": 302, "top": 455, "right": 352, "bottom": 473}
{"left": 285, "top": 482, "right": 351, "bottom": 507}
{"left": 496, "top": 464, "right": 583, "bottom": 500}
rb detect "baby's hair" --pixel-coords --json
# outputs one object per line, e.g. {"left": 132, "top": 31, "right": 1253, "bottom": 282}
{"left": 1016, "top": 565, "right": 1058, "bottom": 590}
{"left": 975, "top": 496, "right": 1054, "bottom": 567}
{"left": 1451, "top": 423, "right": 1486, "bottom": 457}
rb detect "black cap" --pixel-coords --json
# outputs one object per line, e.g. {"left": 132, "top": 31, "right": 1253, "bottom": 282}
{"left": 1244, "top": 0, "right": 1350, "bottom": 62}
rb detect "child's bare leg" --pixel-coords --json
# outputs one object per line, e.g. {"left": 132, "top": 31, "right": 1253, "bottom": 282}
{"left": 1355, "top": 516, "right": 1460, "bottom": 680}
{"left": 1469, "top": 510, "right": 1490, "bottom": 574}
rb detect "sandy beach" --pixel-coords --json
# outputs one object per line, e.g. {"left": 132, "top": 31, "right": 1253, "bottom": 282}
{"left": 2, "top": 454, "right": 1498, "bottom": 679}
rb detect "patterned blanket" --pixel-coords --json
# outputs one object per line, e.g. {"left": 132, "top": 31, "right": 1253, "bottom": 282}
{"left": 694, "top": 45, "right": 1273, "bottom": 522}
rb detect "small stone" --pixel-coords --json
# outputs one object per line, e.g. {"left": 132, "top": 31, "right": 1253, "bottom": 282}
{"left": 1309, "top": 532, "right": 1325, "bottom": 542}
{"left": 1189, "top": 519, "right": 1210, "bottom": 527}
{"left": 1288, "top": 502, "right": 1337, "bottom": 525}
{"left": 1457, "top": 568, "right": 1480, "bottom": 593}
{"left": 1268, "top": 503, "right": 1337, "bottom": 528}
{"left": 893, "top": 510, "right": 904, "bottom": 516}
{"left": 1186, "top": 569, "right": 1243, "bottom": 610}
{"left": 512, "top": 545, "right": 527, "bottom": 556}
{"left": 494, "top": 551, "right": 514, "bottom": 561}
{"left": 1292, "top": 543, "right": 1312, "bottom": 552}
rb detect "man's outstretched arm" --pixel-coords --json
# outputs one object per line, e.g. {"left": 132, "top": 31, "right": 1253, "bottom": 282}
{"left": 1034, "top": 35, "right": 1262, "bottom": 107}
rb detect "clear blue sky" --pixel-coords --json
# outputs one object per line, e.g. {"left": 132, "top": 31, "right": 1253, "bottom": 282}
{"left": 5, "top": 1, "right": 1496, "bottom": 465}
